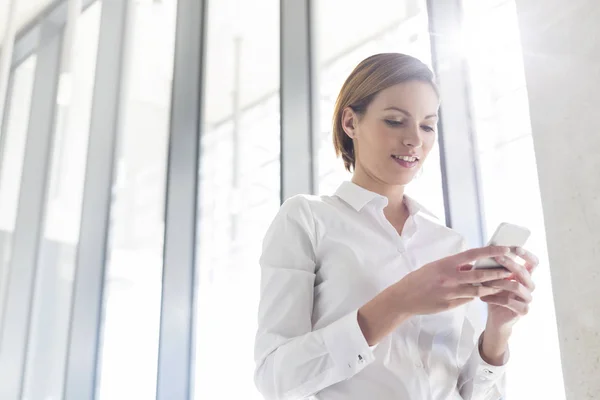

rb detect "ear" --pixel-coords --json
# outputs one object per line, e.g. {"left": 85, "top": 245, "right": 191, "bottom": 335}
{"left": 341, "top": 107, "right": 357, "bottom": 139}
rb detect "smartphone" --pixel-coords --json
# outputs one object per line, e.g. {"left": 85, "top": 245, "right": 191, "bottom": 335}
{"left": 474, "top": 222, "right": 531, "bottom": 269}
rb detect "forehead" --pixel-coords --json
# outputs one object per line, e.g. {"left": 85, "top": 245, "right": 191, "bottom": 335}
{"left": 369, "top": 81, "right": 439, "bottom": 115}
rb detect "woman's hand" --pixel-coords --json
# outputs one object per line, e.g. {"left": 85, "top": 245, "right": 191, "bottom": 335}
{"left": 391, "top": 246, "right": 516, "bottom": 316}
{"left": 358, "top": 245, "right": 515, "bottom": 346}
{"left": 479, "top": 247, "right": 539, "bottom": 364}
{"left": 481, "top": 247, "right": 539, "bottom": 327}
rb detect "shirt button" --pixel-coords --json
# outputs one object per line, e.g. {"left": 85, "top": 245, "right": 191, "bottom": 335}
{"left": 415, "top": 361, "right": 423, "bottom": 368}
{"left": 358, "top": 354, "right": 365, "bottom": 364}
{"left": 483, "top": 368, "right": 493, "bottom": 375}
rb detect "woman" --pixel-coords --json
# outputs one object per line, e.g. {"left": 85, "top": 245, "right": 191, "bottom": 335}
{"left": 254, "top": 53, "right": 538, "bottom": 400}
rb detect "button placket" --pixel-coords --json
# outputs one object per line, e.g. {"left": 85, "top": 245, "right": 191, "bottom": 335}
{"left": 397, "top": 241, "right": 405, "bottom": 254}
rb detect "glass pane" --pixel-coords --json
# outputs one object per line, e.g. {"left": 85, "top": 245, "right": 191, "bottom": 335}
{"left": 20, "top": 3, "right": 102, "bottom": 398}
{"left": 315, "top": 0, "right": 445, "bottom": 218}
{"left": 194, "top": 0, "right": 280, "bottom": 398}
{"left": 0, "top": 55, "right": 37, "bottom": 339}
{"left": 19, "top": 3, "right": 103, "bottom": 398}
{"left": 461, "top": 1, "right": 564, "bottom": 399}
{"left": 95, "top": 1, "right": 177, "bottom": 398}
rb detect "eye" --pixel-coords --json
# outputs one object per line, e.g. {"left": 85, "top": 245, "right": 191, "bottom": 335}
{"left": 385, "top": 120, "right": 404, "bottom": 127}
{"left": 421, "top": 125, "right": 436, "bottom": 133}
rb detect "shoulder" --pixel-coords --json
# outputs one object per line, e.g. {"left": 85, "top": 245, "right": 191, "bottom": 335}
{"left": 266, "top": 194, "right": 323, "bottom": 241}
{"left": 280, "top": 193, "right": 319, "bottom": 209}
{"left": 278, "top": 194, "right": 320, "bottom": 220}
{"left": 278, "top": 193, "right": 339, "bottom": 220}
{"left": 273, "top": 194, "right": 339, "bottom": 249}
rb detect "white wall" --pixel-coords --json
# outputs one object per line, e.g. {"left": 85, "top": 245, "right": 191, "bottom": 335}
{"left": 515, "top": 0, "right": 600, "bottom": 398}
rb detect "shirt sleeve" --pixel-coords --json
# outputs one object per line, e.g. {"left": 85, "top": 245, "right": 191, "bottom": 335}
{"left": 457, "top": 299, "right": 508, "bottom": 400}
{"left": 455, "top": 237, "right": 508, "bottom": 400}
{"left": 254, "top": 196, "right": 376, "bottom": 400}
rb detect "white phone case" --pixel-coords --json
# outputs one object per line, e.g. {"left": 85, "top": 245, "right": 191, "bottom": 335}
{"left": 474, "top": 222, "right": 531, "bottom": 269}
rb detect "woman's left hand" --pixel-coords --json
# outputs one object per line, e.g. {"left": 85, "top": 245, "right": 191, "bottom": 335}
{"left": 478, "top": 247, "right": 539, "bottom": 365}
{"left": 481, "top": 247, "right": 539, "bottom": 330}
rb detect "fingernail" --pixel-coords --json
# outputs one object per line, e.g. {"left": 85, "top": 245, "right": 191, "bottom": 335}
{"left": 497, "top": 256, "right": 507, "bottom": 263}
{"left": 516, "top": 247, "right": 525, "bottom": 256}
{"left": 503, "top": 247, "right": 511, "bottom": 254}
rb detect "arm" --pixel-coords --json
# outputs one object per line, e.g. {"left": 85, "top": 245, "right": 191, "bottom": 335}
{"left": 254, "top": 196, "right": 399, "bottom": 400}
{"left": 459, "top": 245, "right": 538, "bottom": 399}
{"left": 455, "top": 237, "right": 508, "bottom": 399}
{"left": 457, "top": 300, "right": 508, "bottom": 400}
{"left": 255, "top": 207, "right": 515, "bottom": 400}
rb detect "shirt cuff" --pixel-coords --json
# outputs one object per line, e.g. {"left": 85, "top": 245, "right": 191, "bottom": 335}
{"left": 474, "top": 333, "right": 509, "bottom": 383}
{"left": 321, "top": 309, "right": 376, "bottom": 378}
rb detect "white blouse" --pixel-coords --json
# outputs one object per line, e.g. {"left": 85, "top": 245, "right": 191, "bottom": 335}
{"left": 254, "top": 181, "right": 506, "bottom": 400}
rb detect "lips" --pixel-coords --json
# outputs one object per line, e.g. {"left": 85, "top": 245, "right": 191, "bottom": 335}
{"left": 391, "top": 154, "right": 419, "bottom": 168}
{"left": 391, "top": 154, "right": 418, "bottom": 162}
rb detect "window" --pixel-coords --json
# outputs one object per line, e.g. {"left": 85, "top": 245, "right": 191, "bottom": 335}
{"left": 1, "top": 1, "right": 570, "bottom": 398}
{"left": 315, "top": 0, "right": 445, "bottom": 218}
{"left": 461, "top": 1, "right": 564, "bottom": 398}
{"left": 0, "top": 55, "right": 37, "bottom": 339}
{"left": 95, "top": 1, "right": 178, "bottom": 398}
{"left": 194, "top": 0, "right": 280, "bottom": 398}
{"left": 21, "top": 3, "right": 102, "bottom": 398}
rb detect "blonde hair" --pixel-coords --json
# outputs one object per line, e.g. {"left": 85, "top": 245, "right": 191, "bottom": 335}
{"left": 332, "top": 53, "right": 437, "bottom": 172}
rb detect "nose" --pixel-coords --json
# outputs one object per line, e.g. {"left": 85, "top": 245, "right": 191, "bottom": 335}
{"left": 402, "top": 124, "right": 423, "bottom": 148}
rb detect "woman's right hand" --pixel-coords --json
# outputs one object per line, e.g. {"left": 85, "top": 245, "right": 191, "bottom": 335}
{"left": 358, "top": 246, "right": 518, "bottom": 346}
{"left": 391, "top": 246, "right": 515, "bottom": 316}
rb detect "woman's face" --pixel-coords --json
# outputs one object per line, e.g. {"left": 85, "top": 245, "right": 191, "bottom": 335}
{"left": 343, "top": 81, "right": 439, "bottom": 186}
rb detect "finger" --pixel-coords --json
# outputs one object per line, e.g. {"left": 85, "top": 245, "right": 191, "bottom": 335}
{"left": 453, "top": 284, "right": 503, "bottom": 299}
{"left": 447, "top": 297, "right": 474, "bottom": 309}
{"left": 457, "top": 264, "right": 473, "bottom": 272}
{"left": 482, "top": 280, "right": 533, "bottom": 303}
{"left": 480, "top": 293, "right": 530, "bottom": 316}
{"left": 494, "top": 255, "right": 535, "bottom": 291}
{"left": 514, "top": 247, "right": 540, "bottom": 272}
{"left": 455, "top": 268, "right": 513, "bottom": 285}
{"left": 450, "top": 246, "right": 511, "bottom": 265}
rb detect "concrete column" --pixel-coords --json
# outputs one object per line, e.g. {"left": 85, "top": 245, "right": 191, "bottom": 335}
{"left": 515, "top": 1, "right": 600, "bottom": 399}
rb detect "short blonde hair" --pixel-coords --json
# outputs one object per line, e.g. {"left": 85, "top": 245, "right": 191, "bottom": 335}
{"left": 332, "top": 53, "right": 437, "bottom": 172}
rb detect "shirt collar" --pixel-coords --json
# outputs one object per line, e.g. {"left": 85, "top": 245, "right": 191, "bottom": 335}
{"left": 334, "top": 181, "right": 389, "bottom": 211}
{"left": 334, "top": 181, "right": 440, "bottom": 220}
{"left": 403, "top": 194, "right": 440, "bottom": 221}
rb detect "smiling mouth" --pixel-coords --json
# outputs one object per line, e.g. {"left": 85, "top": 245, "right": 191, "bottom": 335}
{"left": 391, "top": 154, "right": 420, "bottom": 168}
{"left": 391, "top": 154, "right": 419, "bottom": 162}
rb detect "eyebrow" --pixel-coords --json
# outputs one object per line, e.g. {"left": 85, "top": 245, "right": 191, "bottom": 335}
{"left": 384, "top": 107, "right": 438, "bottom": 120}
